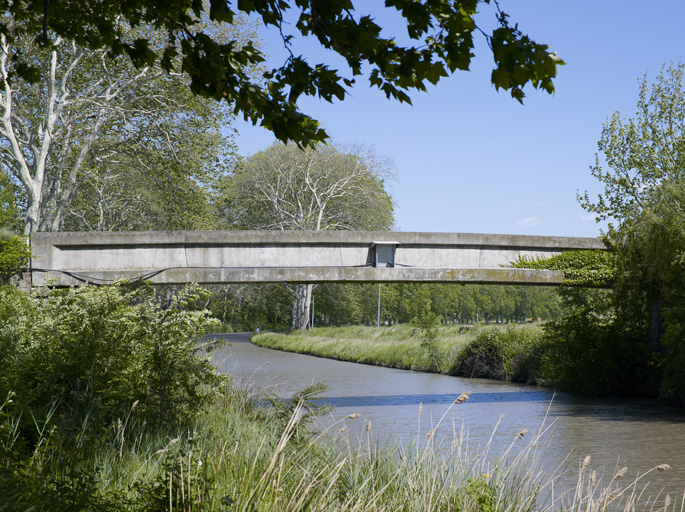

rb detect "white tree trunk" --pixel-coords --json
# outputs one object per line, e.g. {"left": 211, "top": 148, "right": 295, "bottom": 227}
{"left": 1, "top": 33, "right": 171, "bottom": 233}
{"left": 290, "top": 283, "right": 312, "bottom": 330}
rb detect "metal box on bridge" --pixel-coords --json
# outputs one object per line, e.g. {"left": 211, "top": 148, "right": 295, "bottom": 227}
{"left": 371, "top": 241, "right": 399, "bottom": 267}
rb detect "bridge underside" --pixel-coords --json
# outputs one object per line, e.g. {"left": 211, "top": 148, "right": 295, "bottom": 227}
{"left": 38, "top": 266, "right": 566, "bottom": 286}
{"left": 29, "top": 230, "right": 604, "bottom": 287}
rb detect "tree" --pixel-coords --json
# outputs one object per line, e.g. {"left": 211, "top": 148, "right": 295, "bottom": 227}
{"left": 216, "top": 142, "right": 395, "bottom": 329}
{"left": 580, "top": 63, "right": 685, "bottom": 229}
{"left": 218, "top": 142, "right": 394, "bottom": 231}
{"left": 611, "top": 181, "right": 685, "bottom": 400}
{"left": 62, "top": 94, "right": 233, "bottom": 232}
{"left": 0, "top": 20, "right": 246, "bottom": 234}
{"left": 579, "top": 61, "right": 685, "bottom": 338}
{"left": 1, "top": 1, "right": 564, "bottom": 148}
{"left": 572, "top": 62, "right": 685, "bottom": 400}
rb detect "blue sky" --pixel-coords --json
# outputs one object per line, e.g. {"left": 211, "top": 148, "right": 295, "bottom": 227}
{"left": 233, "top": 1, "right": 685, "bottom": 238}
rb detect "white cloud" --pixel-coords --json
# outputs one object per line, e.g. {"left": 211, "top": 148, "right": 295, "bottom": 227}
{"left": 512, "top": 199, "right": 527, "bottom": 207}
{"left": 580, "top": 215, "right": 597, "bottom": 222}
{"left": 535, "top": 200, "right": 549, "bottom": 208}
{"left": 516, "top": 216, "right": 544, "bottom": 227}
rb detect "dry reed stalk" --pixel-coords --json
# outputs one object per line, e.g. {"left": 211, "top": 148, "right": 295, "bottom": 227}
{"left": 455, "top": 391, "right": 471, "bottom": 404}
{"left": 555, "top": 458, "right": 679, "bottom": 512}
{"left": 180, "top": 451, "right": 186, "bottom": 509}
{"left": 238, "top": 399, "right": 309, "bottom": 509}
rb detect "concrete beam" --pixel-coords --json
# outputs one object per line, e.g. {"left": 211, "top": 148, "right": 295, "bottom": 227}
{"left": 29, "top": 230, "right": 605, "bottom": 287}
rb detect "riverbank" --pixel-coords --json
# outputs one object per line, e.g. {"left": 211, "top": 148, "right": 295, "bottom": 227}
{"left": 252, "top": 323, "right": 548, "bottom": 384}
{"left": 6, "top": 371, "right": 675, "bottom": 511}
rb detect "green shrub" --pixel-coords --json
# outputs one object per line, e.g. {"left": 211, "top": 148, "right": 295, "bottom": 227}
{"left": 449, "top": 326, "right": 545, "bottom": 383}
{"left": 540, "top": 288, "right": 659, "bottom": 396}
{"left": 0, "top": 282, "right": 224, "bottom": 442}
{"left": 0, "top": 232, "right": 30, "bottom": 285}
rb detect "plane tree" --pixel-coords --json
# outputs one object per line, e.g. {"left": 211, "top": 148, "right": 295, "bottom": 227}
{"left": 0, "top": 20, "right": 250, "bottom": 234}
{"left": 218, "top": 142, "right": 394, "bottom": 231}
{"left": 62, "top": 87, "right": 234, "bottom": 232}
{"left": 215, "top": 142, "right": 395, "bottom": 329}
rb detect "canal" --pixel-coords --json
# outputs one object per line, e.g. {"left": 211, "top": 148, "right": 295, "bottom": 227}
{"left": 210, "top": 333, "right": 685, "bottom": 499}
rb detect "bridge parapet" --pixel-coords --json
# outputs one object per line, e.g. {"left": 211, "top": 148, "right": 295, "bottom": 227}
{"left": 29, "top": 230, "right": 606, "bottom": 287}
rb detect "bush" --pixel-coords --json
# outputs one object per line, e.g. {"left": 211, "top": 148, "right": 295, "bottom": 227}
{"left": 0, "top": 232, "right": 30, "bottom": 285}
{"left": 540, "top": 288, "right": 659, "bottom": 396}
{"left": 449, "top": 326, "right": 545, "bottom": 383}
{"left": 0, "top": 282, "right": 224, "bottom": 442}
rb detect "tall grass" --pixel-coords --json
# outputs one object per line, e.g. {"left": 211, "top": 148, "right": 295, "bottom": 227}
{"left": 2, "top": 382, "right": 680, "bottom": 511}
{"left": 252, "top": 324, "right": 480, "bottom": 373}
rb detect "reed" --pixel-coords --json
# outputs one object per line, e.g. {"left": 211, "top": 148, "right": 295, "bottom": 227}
{"left": 2, "top": 382, "right": 680, "bottom": 511}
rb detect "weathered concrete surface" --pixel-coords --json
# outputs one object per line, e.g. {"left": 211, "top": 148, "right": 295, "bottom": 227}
{"left": 30, "top": 230, "right": 605, "bottom": 287}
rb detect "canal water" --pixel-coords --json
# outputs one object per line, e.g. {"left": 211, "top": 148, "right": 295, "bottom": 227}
{"left": 210, "top": 333, "right": 685, "bottom": 500}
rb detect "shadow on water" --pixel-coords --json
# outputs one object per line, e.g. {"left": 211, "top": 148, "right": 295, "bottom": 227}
{"left": 308, "top": 390, "right": 553, "bottom": 408}
{"left": 550, "top": 395, "right": 685, "bottom": 424}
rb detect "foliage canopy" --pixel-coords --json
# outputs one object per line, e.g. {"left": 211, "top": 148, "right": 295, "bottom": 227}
{"left": 580, "top": 63, "right": 685, "bottom": 228}
{"left": 1, "top": 0, "right": 564, "bottom": 147}
{"left": 217, "top": 142, "right": 394, "bottom": 232}
{"left": 1, "top": 21, "right": 243, "bottom": 233}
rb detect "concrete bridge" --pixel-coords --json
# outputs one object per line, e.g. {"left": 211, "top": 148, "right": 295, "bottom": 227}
{"left": 29, "top": 230, "right": 606, "bottom": 287}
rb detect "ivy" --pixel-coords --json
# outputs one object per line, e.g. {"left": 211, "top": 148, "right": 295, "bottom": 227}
{"left": 512, "top": 249, "right": 616, "bottom": 287}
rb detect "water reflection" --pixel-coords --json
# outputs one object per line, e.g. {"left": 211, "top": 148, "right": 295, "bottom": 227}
{"left": 552, "top": 396, "right": 685, "bottom": 423}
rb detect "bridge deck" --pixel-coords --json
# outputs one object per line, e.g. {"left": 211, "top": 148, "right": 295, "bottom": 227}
{"left": 29, "top": 230, "right": 605, "bottom": 287}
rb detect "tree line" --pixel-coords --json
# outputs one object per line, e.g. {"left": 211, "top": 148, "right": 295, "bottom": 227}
{"left": 207, "top": 282, "right": 563, "bottom": 331}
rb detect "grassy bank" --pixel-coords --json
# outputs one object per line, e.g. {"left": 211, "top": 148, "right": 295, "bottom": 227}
{"left": 253, "top": 323, "right": 547, "bottom": 384}
{"left": 3, "top": 379, "right": 677, "bottom": 511}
